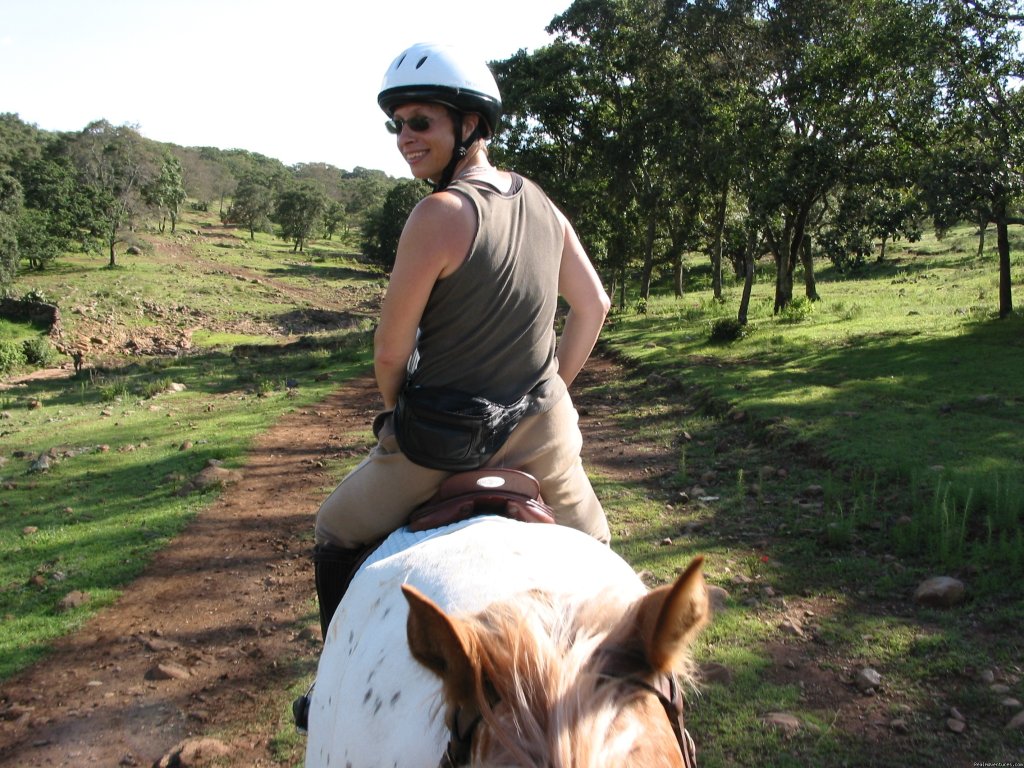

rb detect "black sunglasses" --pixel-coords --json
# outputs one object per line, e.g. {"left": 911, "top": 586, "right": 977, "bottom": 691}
{"left": 385, "top": 116, "right": 432, "bottom": 135}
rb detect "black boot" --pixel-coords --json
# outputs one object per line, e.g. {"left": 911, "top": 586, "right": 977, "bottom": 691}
{"left": 313, "top": 543, "right": 370, "bottom": 640}
{"left": 294, "top": 543, "right": 371, "bottom": 733}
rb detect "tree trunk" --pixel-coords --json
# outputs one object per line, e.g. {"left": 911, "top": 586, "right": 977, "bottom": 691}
{"left": 774, "top": 211, "right": 806, "bottom": 313}
{"left": 619, "top": 267, "right": 626, "bottom": 312}
{"left": 877, "top": 234, "right": 888, "bottom": 263}
{"left": 672, "top": 253, "right": 685, "bottom": 298}
{"left": 738, "top": 227, "right": 756, "bottom": 325}
{"left": 977, "top": 216, "right": 988, "bottom": 259}
{"left": 639, "top": 213, "right": 657, "bottom": 301}
{"left": 774, "top": 247, "right": 794, "bottom": 314}
{"left": 711, "top": 184, "right": 728, "bottom": 301}
{"left": 802, "top": 233, "right": 819, "bottom": 301}
{"left": 996, "top": 213, "right": 1012, "bottom": 318}
{"left": 107, "top": 221, "right": 117, "bottom": 267}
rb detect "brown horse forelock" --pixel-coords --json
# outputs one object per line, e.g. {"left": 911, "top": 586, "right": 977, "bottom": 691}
{"left": 455, "top": 592, "right": 692, "bottom": 768}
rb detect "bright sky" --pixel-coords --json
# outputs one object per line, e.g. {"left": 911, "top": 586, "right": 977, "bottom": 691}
{"left": 0, "top": 0, "right": 571, "bottom": 179}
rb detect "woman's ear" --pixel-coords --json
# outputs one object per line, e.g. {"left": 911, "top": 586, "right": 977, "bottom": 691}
{"left": 461, "top": 113, "right": 482, "bottom": 143}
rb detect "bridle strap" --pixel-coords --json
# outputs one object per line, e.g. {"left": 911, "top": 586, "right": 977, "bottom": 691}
{"left": 438, "top": 705, "right": 481, "bottom": 768}
{"left": 618, "top": 674, "right": 697, "bottom": 768}
{"left": 438, "top": 649, "right": 698, "bottom": 768}
{"left": 597, "top": 647, "right": 698, "bottom": 768}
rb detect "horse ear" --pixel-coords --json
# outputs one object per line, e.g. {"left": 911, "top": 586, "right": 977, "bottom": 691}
{"left": 634, "top": 556, "right": 709, "bottom": 672}
{"left": 402, "top": 584, "right": 479, "bottom": 704}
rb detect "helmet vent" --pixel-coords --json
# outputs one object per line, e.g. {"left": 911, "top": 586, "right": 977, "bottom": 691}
{"left": 395, "top": 54, "right": 407, "bottom": 69}
{"left": 416, "top": 55, "right": 428, "bottom": 69}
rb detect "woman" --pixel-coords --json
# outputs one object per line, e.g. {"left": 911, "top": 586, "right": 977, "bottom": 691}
{"left": 311, "top": 42, "right": 612, "bottom": 639}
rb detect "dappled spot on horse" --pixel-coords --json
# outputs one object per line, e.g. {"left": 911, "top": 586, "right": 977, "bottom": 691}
{"left": 306, "top": 516, "right": 709, "bottom": 768}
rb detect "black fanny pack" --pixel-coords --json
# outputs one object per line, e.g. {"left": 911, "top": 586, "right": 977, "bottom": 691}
{"left": 394, "top": 384, "right": 541, "bottom": 471}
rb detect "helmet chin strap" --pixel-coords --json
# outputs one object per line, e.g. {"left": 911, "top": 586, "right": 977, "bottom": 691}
{"left": 432, "top": 114, "right": 480, "bottom": 192}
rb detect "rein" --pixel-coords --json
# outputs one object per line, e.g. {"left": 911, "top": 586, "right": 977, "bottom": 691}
{"left": 437, "top": 646, "right": 697, "bottom": 767}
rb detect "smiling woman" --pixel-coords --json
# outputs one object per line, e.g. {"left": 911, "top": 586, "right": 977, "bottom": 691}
{"left": 305, "top": 43, "right": 614, "bottom": 650}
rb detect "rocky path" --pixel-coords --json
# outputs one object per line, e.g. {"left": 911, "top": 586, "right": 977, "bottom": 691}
{"left": 0, "top": 357, "right": 644, "bottom": 767}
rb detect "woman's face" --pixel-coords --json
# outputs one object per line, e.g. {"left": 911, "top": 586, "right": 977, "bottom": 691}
{"left": 391, "top": 103, "right": 456, "bottom": 183}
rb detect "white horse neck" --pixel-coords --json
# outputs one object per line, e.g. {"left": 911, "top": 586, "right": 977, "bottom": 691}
{"left": 306, "top": 517, "right": 645, "bottom": 768}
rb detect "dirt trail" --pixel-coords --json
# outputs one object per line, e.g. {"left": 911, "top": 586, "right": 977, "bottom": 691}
{"left": 0, "top": 359, "right": 634, "bottom": 767}
{"left": 0, "top": 374, "right": 382, "bottom": 767}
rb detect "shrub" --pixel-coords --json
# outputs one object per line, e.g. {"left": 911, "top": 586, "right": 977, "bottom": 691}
{"left": 709, "top": 318, "right": 747, "bottom": 343}
{"left": 20, "top": 289, "right": 48, "bottom": 303}
{"left": 22, "top": 336, "right": 55, "bottom": 366}
{"left": 96, "top": 376, "right": 132, "bottom": 403}
{"left": 0, "top": 339, "right": 26, "bottom": 374}
{"left": 779, "top": 296, "right": 814, "bottom": 323}
{"left": 140, "top": 376, "right": 173, "bottom": 398}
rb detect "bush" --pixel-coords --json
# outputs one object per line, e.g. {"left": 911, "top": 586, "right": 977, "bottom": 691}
{"left": 779, "top": 296, "right": 815, "bottom": 323}
{"left": 22, "top": 336, "right": 55, "bottom": 366}
{"left": 708, "top": 317, "right": 748, "bottom": 343}
{"left": 0, "top": 339, "right": 26, "bottom": 374}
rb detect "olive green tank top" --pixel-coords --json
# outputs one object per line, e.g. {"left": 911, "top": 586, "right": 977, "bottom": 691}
{"left": 408, "top": 173, "right": 562, "bottom": 410}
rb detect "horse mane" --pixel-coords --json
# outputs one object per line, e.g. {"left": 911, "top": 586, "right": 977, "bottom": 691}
{"left": 459, "top": 589, "right": 698, "bottom": 768}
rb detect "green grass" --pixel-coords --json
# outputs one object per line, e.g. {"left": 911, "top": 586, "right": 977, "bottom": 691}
{"left": 0, "top": 341, "right": 371, "bottom": 678}
{"left": 1, "top": 207, "right": 379, "bottom": 679}
{"left": 602, "top": 224, "right": 1024, "bottom": 589}
{"left": 593, "top": 222, "right": 1024, "bottom": 767}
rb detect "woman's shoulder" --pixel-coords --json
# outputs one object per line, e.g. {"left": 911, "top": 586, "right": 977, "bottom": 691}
{"left": 406, "top": 188, "right": 477, "bottom": 231}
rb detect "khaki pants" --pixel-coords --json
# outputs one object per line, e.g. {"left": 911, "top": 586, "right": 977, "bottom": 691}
{"left": 314, "top": 381, "right": 609, "bottom": 548}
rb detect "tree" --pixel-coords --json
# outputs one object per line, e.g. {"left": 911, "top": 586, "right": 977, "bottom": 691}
{"left": 340, "top": 167, "right": 398, "bottom": 234}
{"left": 737, "top": 0, "right": 943, "bottom": 312}
{"left": 497, "top": 1, "right": 711, "bottom": 307}
{"left": 274, "top": 181, "right": 327, "bottom": 253}
{"left": 144, "top": 155, "right": 186, "bottom": 233}
{"left": 0, "top": 171, "right": 22, "bottom": 289}
{"left": 67, "top": 120, "right": 160, "bottom": 267}
{"left": 547, "top": 0, "right": 701, "bottom": 305}
{"left": 16, "top": 208, "right": 65, "bottom": 272}
{"left": 322, "top": 200, "right": 345, "bottom": 241}
{"left": 228, "top": 173, "right": 274, "bottom": 239}
{"left": 362, "top": 180, "right": 428, "bottom": 271}
{"left": 492, "top": 40, "right": 615, "bottom": 287}
{"left": 293, "top": 162, "right": 345, "bottom": 199}
{"left": 1, "top": 117, "right": 90, "bottom": 270}
{"left": 676, "top": 0, "right": 764, "bottom": 303}
{"left": 922, "top": 0, "right": 1024, "bottom": 318}
{"left": 0, "top": 113, "right": 44, "bottom": 174}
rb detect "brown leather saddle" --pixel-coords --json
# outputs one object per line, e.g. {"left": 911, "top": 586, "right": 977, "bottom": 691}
{"left": 408, "top": 469, "right": 555, "bottom": 532}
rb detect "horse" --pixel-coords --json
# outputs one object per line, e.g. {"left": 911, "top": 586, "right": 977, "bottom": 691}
{"left": 305, "top": 515, "right": 709, "bottom": 767}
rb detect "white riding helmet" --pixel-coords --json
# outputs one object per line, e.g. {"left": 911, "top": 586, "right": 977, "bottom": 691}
{"left": 378, "top": 42, "right": 502, "bottom": 138}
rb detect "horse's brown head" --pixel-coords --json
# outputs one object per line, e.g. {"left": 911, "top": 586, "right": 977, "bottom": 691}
{"left": 403, "top": 556, "right": 710, "bottom": 768}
